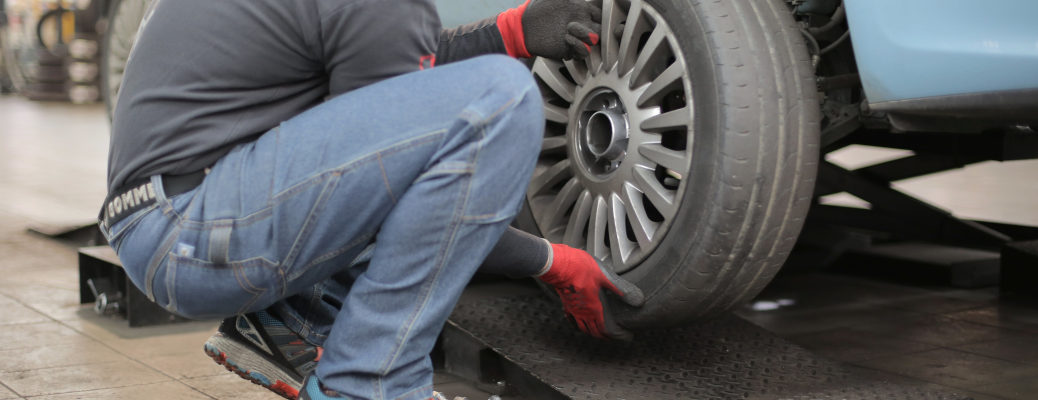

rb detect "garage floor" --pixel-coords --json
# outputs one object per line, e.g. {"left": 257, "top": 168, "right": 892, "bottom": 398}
{"left": 0, "top": 95, "right": 1036, "bottom": 399}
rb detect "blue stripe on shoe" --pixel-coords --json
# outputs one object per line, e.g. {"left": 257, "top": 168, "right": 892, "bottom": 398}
{"left": 300, "top": 374, "right": 346, "bottom": 399}
{"left": 250, "top": 371, "right": 272, "bottom": 386}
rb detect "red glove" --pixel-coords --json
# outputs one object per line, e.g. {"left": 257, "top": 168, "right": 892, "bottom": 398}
{"left": 538, "top": 244, "right": 644, "bottom": 339}
{"left": 497, "top": 0, "right": 603, "bottom": 60}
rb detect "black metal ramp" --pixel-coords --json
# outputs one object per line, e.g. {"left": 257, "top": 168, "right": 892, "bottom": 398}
{"left": 443, "top": 283, "right": 973, "bottom": 400}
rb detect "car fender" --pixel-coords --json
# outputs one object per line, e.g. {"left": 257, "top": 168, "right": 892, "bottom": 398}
{"left": 844, "top": 0, "right": 1038, "bottom": 104}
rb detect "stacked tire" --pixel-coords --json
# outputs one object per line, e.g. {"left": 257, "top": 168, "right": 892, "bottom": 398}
{"left": 1, "top": 5, "right": 71, "bottom": 101}
{"left": 0, "top": 40, "right": 12, "bottom": 94}
{"left": 0, "top": 5, "right": 13, "bottom": 94}
{"left": 1, "top": 2, "right": 105, "bottom": 102}
{"left": 20, "top": 45, "right": 68, "bottom": 101}
{"left": 67, "top": 1, "right": 103, "bottom": 103}
{"left": 102, "top": 0, "right": 151, "bottom": 117}
{"left": 67, "top": 32, "right": 101, "bottom": 103}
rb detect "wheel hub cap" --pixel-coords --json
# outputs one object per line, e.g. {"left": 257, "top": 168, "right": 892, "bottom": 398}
{"left": 578, "top": 90, "right": 629, "bottom": 176}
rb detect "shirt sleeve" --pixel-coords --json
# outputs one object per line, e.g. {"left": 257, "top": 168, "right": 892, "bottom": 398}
{"left": 436, "top": 16, "right": 510, "bottom": 64}
{"left": 320, "top": 0, "right": 441, "bottom": 96}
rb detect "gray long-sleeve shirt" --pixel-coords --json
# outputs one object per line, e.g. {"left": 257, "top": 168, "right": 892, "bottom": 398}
{"left": 107, "top": 0, "right": 510, "bottom": 192}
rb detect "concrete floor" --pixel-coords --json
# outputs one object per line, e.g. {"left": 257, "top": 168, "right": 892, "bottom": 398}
{"left": 0, "top": 94, "right": 1036, "bottom": 399}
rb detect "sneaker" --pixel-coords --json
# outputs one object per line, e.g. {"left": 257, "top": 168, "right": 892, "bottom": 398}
{"left": 204, "top": 310, "right": 322, "bottom": 399}
{"left": 298, "top": 374, "right": 343, "bottom": 400}
{"left": 298, "top": 374, "right": 459, "bottom": 400}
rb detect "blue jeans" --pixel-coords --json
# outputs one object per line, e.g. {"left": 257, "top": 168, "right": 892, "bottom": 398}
{"left": 101, "top": 55, "right": 542, "bottom": 400}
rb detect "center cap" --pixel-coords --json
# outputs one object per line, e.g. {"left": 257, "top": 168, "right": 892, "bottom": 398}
{"left": 585, "top": 109, "right": 628, "bottom": 160}
{"left": 576, "top": 89, "right": 629, "bottom": 177}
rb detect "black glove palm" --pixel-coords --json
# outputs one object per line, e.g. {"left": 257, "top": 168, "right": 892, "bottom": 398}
{"left": 522, "top": 0, "right": 602, "bottom": 60}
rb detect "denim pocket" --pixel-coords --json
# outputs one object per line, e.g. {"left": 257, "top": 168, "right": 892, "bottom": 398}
{"left": 165, "top": 253, "right": 284, "bottom": 320}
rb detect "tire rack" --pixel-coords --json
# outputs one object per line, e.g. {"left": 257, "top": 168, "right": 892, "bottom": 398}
{"left": 78, "top": 245, "right": 189, "bottom": 327}
{"left": 15, "top": 3, "right": 71, "bottom": 101}
{"left": 1, "top": 0, "right": 106, "bottom": 102}
{"left": 66, "top": 0, "right": 104, "bottom": 103}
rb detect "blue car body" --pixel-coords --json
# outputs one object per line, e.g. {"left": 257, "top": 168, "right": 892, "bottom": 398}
{"left": 434, "top": 0, "right": 516, "bottom": 28}
{"left": 844, "top": 0, "right": 1038, "bottom": 104}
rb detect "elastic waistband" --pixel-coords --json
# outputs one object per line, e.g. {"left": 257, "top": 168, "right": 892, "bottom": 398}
{"left": 99, "top": 170, "right": 207, "bottom": 230}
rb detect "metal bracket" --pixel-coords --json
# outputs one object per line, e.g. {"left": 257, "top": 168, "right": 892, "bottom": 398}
{"left": 811, "top": 127, "right": 1038, "bottom": 249}
{"left": 814, "top": 162, "right": 1010, "bottom": 248}
{"left": 78, "top": 246, "right": 189, "bottom": 327}
{"left": 851, "top": 129, "right": 1038, "bottom": 161}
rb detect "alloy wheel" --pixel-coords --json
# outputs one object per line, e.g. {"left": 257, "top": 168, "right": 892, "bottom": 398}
{"left": 528, "top": 0, "right": 694, "bottom": 273}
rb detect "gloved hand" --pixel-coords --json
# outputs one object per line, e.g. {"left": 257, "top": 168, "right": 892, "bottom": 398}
{"left": 497, "top": 0, "right": 603, "bottom": 60}
{"left": 538, "top": 244, "right": 645, "bottom": 340}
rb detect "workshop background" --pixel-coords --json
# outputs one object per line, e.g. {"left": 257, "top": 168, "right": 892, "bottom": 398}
{"left": 2, "top": 0, "right": 1038, "bottom": 399}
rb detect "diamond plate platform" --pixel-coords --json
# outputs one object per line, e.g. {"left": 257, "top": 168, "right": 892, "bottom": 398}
{"left": 444, "top": 283, "right": 974, "bottom": 400}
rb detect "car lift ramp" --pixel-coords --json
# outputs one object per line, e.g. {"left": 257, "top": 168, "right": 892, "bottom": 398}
{"left": 442, "top": 283, "right": 971, "bottom": 400}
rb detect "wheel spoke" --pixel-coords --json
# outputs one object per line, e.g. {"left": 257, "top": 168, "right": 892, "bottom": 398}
{"left": 616, "top": 0, "right": 645, "bottom": 76}
{"left": 628, "top": 26, "right": 667, "bottom": 90}
{"left": 564, "top": 190, "right": 594, "bottom": 247}
{"left": 608, "top": 194, "right": 634, "bottom": 265}
{"left": 622, "top": 182, "right": 657, "bottom": 250}
{"left": 638, "top": 143, "right": 690, "bottom": 178}
{"left": 538, "top": 178, "right": 583, "bottom": 232}
{"left": 583, "top": 52, "right": 595, "bottom": 78}
{"left": 586, "top": 41, "right": 604, "bottom": 76}
{"left": 533, "top": 58, "right": 576, "bottom": 103}
{"left": 544, "top": 103, "right": 569, "bottom": 124}
{"left": 632, "top": 167, "right": 677, "bottom": 217}
{"left": 600, "top": 0, "right": 623, "bottom": 72}
{"left": 587, "top": 195, "right": 609, "bottom": 260}
{"left": 528, "top": 159, "right": 572, "bottom": 196}
{"left": 541, "top": 135, "right": 567, "bottom": 154}
{"left": 637, "top": 62, "right": 684, "bottom": 108}
{"left": 564, "top": 59, "right": 588, "bottom": 86}
{"left": 639, "top": 107, "right": 691, "bottom": 132}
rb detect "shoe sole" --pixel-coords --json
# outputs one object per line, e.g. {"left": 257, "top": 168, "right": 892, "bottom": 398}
{"left": 204, "top": 333, "right": 302, "bottom": 400}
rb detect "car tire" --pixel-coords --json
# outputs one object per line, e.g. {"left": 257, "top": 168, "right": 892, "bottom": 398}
{"left": 24, "top": 64, "right": 66, "bottom": 83}
{"left": 518, "top": 0, "right": 820, "bottom": 327}
{"left": 23, "top": 81, "right": 68, "bottom": 101}
{"left": 102, "top": 0, "right": 152, "bottom": 118}
{"left": 0, "top": 37, "right": 13, "bottom": 93}
{"left": 1, "top": 25, "right": 28, "bottom": 93}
